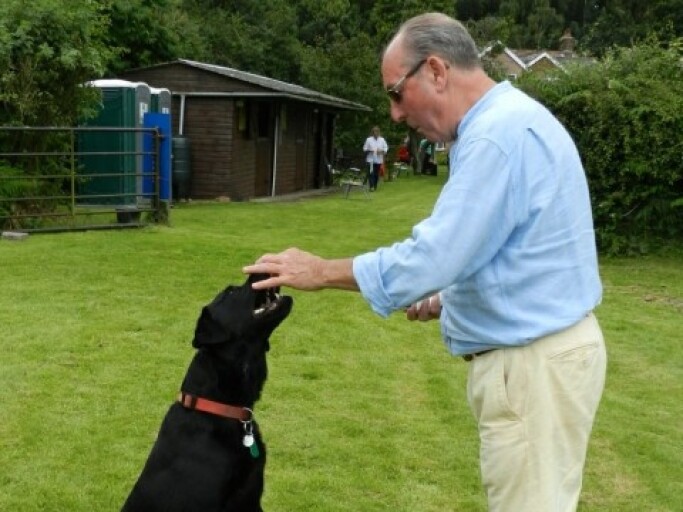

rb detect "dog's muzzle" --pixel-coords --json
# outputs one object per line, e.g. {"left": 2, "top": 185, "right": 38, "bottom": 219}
{"left": 253, "top": 287, "right": 281, "bottom": 316}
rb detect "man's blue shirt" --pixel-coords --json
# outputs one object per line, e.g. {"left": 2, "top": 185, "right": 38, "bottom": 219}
{"left": 352, "top": 81, "right": 602, "bottom": 355}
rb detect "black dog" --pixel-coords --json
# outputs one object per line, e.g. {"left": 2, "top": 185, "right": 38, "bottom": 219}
{"left": 122, "top": 274, "right": 293, "bottom": 512}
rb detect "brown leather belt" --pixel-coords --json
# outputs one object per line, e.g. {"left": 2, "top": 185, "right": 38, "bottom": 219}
{"left": 462, "top": 349, "right": 496, "bottom": 362}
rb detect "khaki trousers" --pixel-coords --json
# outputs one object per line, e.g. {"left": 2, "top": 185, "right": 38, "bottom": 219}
{"left": 466, "top": 313, "right": 606, "bottom": 512}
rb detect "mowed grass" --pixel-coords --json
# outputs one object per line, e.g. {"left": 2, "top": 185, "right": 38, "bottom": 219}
{"left": 0, "top": 171, "right": 681, "bottom": 511}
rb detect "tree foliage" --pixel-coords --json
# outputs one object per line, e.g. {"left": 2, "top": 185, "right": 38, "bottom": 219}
{"left": 0, "top": 0, "right": 681, "bottom": 249}
{"left": 583, "top": 0, "right": 683, "bottom": 57}
{"left": 518, "top": 38, "right": 683, "bottom": 253}
{"left": 0, "top": 0, "right": 114, "bottom": 214}
{"left": 103, "top": 0, "right": 204, "bottom": 74}
{"left": 0, "top": 0, "right": 112, "bottom": 127}
{"left": 0, "top": 0, "right": 112, "bottom": 229}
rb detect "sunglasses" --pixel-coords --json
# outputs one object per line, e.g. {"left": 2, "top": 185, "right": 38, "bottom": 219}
{"left": 385, "top": 59, "right": 427, "bottom": 103}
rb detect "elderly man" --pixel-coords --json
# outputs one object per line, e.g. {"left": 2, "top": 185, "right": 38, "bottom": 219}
{"left": 244, "top": 12, "right": 606, "bottom": 512}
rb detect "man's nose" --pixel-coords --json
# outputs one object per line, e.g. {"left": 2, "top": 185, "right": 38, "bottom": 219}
{"left": 390, "top": 101, "right": 405, "bottom": 123}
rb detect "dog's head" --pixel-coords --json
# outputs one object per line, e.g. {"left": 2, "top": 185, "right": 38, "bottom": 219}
{"left": 193, "top": 274, "right": 293, "bottom": 351}
{"left": 188, "top": 274, "right": 293, "bottom": 405}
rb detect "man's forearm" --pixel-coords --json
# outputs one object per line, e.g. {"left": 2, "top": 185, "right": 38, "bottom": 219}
{"left": 320, "top": 258, "right": 359, "bottom": 291}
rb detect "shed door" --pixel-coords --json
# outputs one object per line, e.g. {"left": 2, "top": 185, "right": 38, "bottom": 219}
{"left": 255, "top": 102, "right": 273, "bottom": 196}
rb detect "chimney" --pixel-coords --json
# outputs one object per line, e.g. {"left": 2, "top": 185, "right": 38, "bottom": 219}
{"left": 559, "top": 28, "right": 576, "bottom": 55}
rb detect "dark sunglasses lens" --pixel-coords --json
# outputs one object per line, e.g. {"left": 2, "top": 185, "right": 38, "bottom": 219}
{"left": 387, "top": 90, "right": 401, "bottom": 103}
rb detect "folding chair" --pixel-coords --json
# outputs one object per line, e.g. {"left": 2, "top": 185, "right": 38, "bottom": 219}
{"left": 340, "top": 165, "right": 369, "bottom": 198}
{"left": 326, "top": 157, "right": 369, "bottom": 198}
{"left": 392, "top": 162, "right": 409, "bottom": 179}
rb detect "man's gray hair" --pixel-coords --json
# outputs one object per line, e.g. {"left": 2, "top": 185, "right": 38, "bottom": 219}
{"left": 392, "top": 13, "right": 481, "bottom": 70}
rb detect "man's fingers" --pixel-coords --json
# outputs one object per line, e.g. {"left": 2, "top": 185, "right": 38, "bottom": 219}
{"left": 405, "top": 301, "right": 420, "bottom": 321}
{"left": 405, "top": 295, "right": 441, "bottom": 322}
{"left": 242, "top": 260, "right": 283, "bottom": 290}
{"left": 254, "top": 253, "right": 282, "bottom": 265}
{"left": 244, "top": 248, "right": 325, "bottom": 291}
{"left": 243, "top": 262, "right": 278, "bottom": 275}
{"left": 250, "top": 275, "right": 282, "bottom": 290}
{"left": 417, "top": 299, "right": 432, "bottom": 321}
{"left": 244, "top": 249, "right": 304, "bottom": 289}
{"left": 428, "top": 294, "right": 441, "bottom": 316}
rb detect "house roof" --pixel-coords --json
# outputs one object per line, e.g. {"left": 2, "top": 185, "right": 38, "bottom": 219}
{"left": 479, "top": 43, "right": 527, "bottom": 70}
{"left": 127, "top": 59, "right": 371, "bottom": 112}
{"left": 525, "top": 51, "right": 564, "bottom": 70}
{"left": 479, "top": 41, "right": 596, "bottom": 74}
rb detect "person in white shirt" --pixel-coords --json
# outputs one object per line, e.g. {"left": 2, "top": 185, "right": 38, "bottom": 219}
{"left": 362, "top": 126, "right": 388, "bottom": 191}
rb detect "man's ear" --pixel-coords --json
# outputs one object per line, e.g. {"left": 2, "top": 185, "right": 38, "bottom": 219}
{"left": 427, "top": 55, "right": 450, "bottom": 92}
{"left": 192, "top": 306, "right": 228, "bottom": 348}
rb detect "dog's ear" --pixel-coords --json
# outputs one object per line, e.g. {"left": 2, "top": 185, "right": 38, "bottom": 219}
{"left": 192, "top": 305, "right": 227, "bottom": 348}
{"left": 191, "top": 284, "right": 251, "bottom": 348}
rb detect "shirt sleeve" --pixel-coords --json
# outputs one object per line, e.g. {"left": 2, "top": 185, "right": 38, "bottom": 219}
{"left": 353, "top": 137, "right": 519, "bottom": 317}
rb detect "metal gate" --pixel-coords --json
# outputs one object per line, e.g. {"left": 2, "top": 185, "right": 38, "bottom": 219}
{"left": 0, "top": 126, "right": 168, "bottom": 233}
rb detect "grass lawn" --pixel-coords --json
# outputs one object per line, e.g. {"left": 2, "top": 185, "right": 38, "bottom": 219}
{"left": 1, "top": 170, "right": 681, "bottom": 511}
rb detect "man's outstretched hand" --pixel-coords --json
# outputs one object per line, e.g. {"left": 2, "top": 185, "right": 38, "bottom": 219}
{"left": 243, "top": 248, "right": 358, "bottom": 292}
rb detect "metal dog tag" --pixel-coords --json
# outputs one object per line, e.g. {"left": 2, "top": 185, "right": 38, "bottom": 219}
{"left": 243, "top": 434, "right": 255, "bottom": 447}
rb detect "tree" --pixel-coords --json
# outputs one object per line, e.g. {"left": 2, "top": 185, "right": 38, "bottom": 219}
{"left": 0, "top": 0, "right": 116, "bottom": 228}
{"left": 466, "top": 15, "right": 516, "bottom": 46}
{"left": 583, "top": 0, "right": 683, "bottom": 56}
{"left": 518, "top": 37, "right": 683, "bottom": 253}
{"left": 0, "top": 0, "right": 112, "bottom": 126}
{"left": 526, "top": 0, "right": 564, "bottom": 48}
{"left": 182, "top": 0, "right": 302, "bottom": 82}
{"left": 103, "top": 0, "right": 205, "bottom": 75}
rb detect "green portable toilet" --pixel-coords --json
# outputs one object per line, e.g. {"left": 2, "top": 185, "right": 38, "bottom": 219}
{"left": 78, "top": 79, "right": 151, "bottom": 206}
{"left": 150, "top": 87, "right": 172, "bottom": 115}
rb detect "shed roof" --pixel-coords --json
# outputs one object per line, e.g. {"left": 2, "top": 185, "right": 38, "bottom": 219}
{"left": 126, "top": 59, "right": 371, "bottom": 112}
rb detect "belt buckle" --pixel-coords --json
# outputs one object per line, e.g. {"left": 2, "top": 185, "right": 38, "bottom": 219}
{"left": 462, "top": 349, "right": 495, "bottom": 362}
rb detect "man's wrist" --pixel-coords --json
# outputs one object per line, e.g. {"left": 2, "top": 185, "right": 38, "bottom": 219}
{"left": 320, "top": 258, "right": 358, "bottom": 291}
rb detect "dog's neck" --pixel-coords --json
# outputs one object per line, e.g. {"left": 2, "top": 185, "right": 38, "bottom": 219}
{"left": 180, "top": 348, "right": 266, "bottom": 409}
{"left": 177, "top": 391, "right": 252, "bottom": 421}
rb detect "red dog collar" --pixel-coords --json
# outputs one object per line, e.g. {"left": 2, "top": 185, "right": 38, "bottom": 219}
{"left": 178, "top": 392, "right": 252, "bottom": 422}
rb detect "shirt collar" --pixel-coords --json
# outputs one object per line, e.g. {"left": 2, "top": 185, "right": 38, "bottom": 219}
{"left": 456, "top": 80, "right": 513, "bottom": 138}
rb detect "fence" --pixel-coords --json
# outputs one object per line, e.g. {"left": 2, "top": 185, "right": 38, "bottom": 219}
{"left": 0, "top": 126, "right": 169, "bottom": 233}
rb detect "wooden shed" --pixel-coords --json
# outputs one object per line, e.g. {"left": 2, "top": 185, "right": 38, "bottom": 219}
{"left": 118, "top": 59, "right": 369, "bottom": 200}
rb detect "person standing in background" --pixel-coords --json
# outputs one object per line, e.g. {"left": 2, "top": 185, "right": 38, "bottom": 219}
{"left": 363, "top": 126, "right": 388, "bottom": 191}
{"left": 418, "top": 137, "right": 436, "bottom": 175}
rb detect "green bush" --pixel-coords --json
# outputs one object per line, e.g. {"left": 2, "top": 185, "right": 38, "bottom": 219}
{"left": 0, "top": 165, "right": 39, "bottom": 230}
{"left": 0, "top": 0, "right": 110, "bottom": 127}
{"left": 0, "top": 163, "right": 67, "bottom": 230}
{"left": 518, "top": 38, "right": 683, "bottom": 254}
